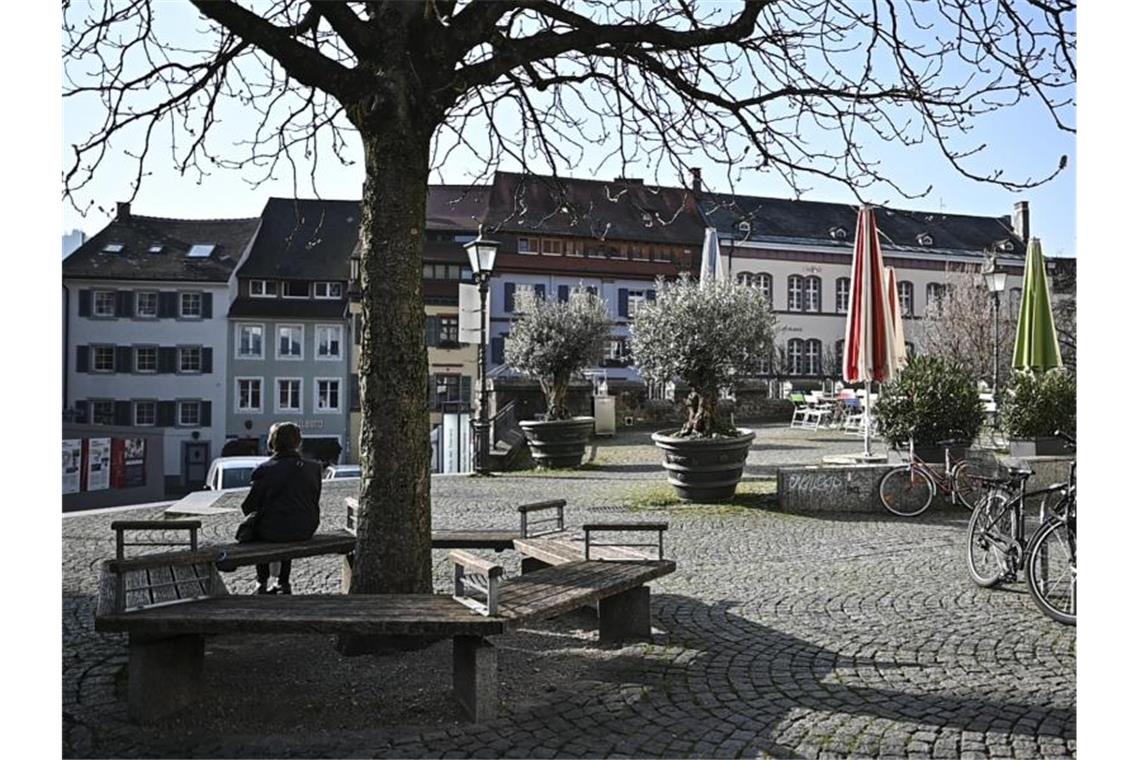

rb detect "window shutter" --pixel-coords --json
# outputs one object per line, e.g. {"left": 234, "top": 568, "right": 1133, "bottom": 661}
{"left": 158, "top": 292, "right": 177, "bottom": 318}
{"left": 618, "top": 288, "right": 629, "bottom": 317}
{"left": 350, "top": 373, "right": 360, "bottom": 411}
{"left": 201, "top": 293, "right": 213, "bottom": 318}
{"left": 534, "top": 284, "right": 546, "bottom": 300}
{"left": 558, "top": 285, "right": 569, "bottom": 302}
{"left": 78, "top": 290, "right": 91, "bottom": 317}
{"left": 587, "top": 286, "right": 598, "bottom": 297}
{"left": 158, "top": 347, "right": 177, "bottom": 374}
{"left": 460, "top": 376, "right": 472, "bottom": 404}
{"left": 117, "top": 291, "right": 133, "bottom": 318}
{"left": 504, "top": 282, "right": 516, "bottom": 312}
{"left": 200, "top": 401, "right": 212, "bottom": 427}
{"left": 75, "top": 400, "right": 89, "bottom": 424}
{"left": 426, "top": 373, "right": 436, "bottom": 410}
{"left": 157, "top": 401, "right": 176, "bottom": 427}
{"left": 491, "top": 337, "right": 505, "bottom": 365}
{"left": 114, "top": 401, "right": 131, "bottom": 426}
{"left": 115, "top": 346, "right": 132, "bottom": 373}
{"left": 426, "top": 316, "right": 440, "bottom": 347}
{"left": 354, "top": 313, "right": 362, "bottom": 345}
{"left": 75, "top": 345, "right": 89, "bottom": 373}
{"left": 201, "top": 347, "right": 213, "bottom": 374}
{"left": 647, "top": 289, "right": 657, "bottom": 301}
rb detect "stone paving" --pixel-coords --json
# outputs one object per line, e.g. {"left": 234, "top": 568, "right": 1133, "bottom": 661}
{"left": 62, "top": 426, "right": 1075, "bottom": 758}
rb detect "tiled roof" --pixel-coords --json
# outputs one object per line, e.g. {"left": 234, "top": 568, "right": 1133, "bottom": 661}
{"left": 62, "top": 212, "right": 260, "bottom": 282}
{"left": 482, "top": 171, "right": 706, "bottom": 245}
{"left": 237, "top": 198, "right": 360, "bottom": 280}
{"left": 700, "top": 193, "right": 1025, "bottom": 258}
{"left": 427, "top": 185, "right": 488, "bottom": 231}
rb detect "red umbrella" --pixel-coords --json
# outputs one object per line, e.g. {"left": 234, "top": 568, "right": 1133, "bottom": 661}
{"left": 842, "top": 206, "right": 898, "bottom": 457}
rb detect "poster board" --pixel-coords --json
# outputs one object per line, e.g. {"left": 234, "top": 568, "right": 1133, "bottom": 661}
{"left": 111, "top": 438, "right": 146, "bottom": 489}
{"left": 86, "top": 437, "right": 111, "bottom": 491}
{"left": 62, "top": 439, "right": 82, "bottom": 494}
{"left": 458, "top": 283, "right": 490, "bottom": 344}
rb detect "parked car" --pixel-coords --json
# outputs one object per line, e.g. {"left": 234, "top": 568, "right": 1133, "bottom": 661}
{"left": 204, "top": 456, "right": 268, "bottom": 491}
{"left": 323, "top": 464, "right": 361, "bottom": 481}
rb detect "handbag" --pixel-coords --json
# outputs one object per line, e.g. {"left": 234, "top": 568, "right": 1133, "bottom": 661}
{"left": 235, "top": 511, "right": 260, "bottom": 543}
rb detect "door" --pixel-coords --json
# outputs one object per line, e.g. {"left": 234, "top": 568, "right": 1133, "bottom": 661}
{"left": 183, "top": 442, "right": 210, "bottom": 489}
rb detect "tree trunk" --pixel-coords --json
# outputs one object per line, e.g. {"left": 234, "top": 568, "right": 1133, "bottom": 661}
{"left": 351, "top": 121, "right": 433, "bottom": 600}
{"left": 680, "top": 389, "right": 724, "bottom": 437}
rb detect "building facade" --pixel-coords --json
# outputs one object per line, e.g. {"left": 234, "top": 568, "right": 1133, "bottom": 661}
{"left": 63, "top": 203, "right": 260, "bottom": 491}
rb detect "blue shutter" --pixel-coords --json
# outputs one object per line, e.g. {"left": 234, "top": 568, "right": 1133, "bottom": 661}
{"left": 116, "top": 291, "right": 133, "bottom": 318}
{"left": 114, "top": 401, "right": 131, "bottom": 426}
{"left": 460, "top": 376, "right": 472, "bottom": 405}
{"left": 78, "top": 290, "right": 91, "bottom": 317}
{"left": 201, "top": 293, "right": 213, "bottom": 319}
{"left": 157, "top": 401, "right": 176, "bottom": 427}
{"left": 201, "top": 347, "right": 213, "bottom": 374}
{"left": 491, "top": 337, "right": 505, "bottom": 365}
{"left": 534, "top": 284, "right": 546, "bottom": 300}
{"left": 618, "top": 288, "right": 629, "bottom": 317}
{"left": 200, "top": 401, "right": 212, "bottom": 427}
{"left": 75, "top": 400, "right": 89, "bottom": 423}
{"left": 115, "top": 346, "right": 132, "bottom": 373}
{"left": 158, "top": 347, "right": 177, "bottom": 374}
{"left": 75, "top": 345, "right": 89, "bottom": 373}
{"left": 504, "top": 283, "right": 516, "bottom": 313}
{"left": 587, "top": 286, "right": 598, "bottom": 297}
{"left": 647, "top": 289, "right": 656, "bottom": 301}
{"left": 158, "top": 292, "right": 178, "bottom": 318}
{"left": 558, "top": 285, "right": 569, "bottom": 302}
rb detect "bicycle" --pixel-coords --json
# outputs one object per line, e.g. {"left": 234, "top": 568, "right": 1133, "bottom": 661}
{"left": 877, "top": 438, "right": 994, "bottom": 517}
{"left": 1024, "top": 433, "right": 1076, "bottom": 625}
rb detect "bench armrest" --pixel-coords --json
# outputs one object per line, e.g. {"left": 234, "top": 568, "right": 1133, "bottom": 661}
{"left": 517, "top": 499, "right": 566, "bottom": 538}
{"left": 582, "top": 522, "right": 668, "bottom": 561}
{"left": 345, "top": 497, "right": 359, "bottom": 535}
{"left": 111, "top": 520, "right": 202, "bottom": 560}
{"left": 450, "top": 550, "right": 503, "bottom": 616}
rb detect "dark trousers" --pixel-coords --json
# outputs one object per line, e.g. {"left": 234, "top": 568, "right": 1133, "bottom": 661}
{"left": 256, "top": 560, "right": 292, "bottom": 587}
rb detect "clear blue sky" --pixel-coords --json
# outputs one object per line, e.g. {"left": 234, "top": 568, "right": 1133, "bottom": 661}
{"left": 61, "top": 4, "right": 1075, "bottom": 258}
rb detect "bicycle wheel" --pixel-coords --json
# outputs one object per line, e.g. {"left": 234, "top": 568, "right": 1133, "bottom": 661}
{"left": 966, "top": 490, "right": 1015, "bottom": 587}
{"left": 878, "top": 466, "right": 934, "bottom": 517}
{"left": 951, "top": 460, "right": 987, "bottom": 510}
{"left": 1025, "top": 518, "right": 1076, "bottom": 625}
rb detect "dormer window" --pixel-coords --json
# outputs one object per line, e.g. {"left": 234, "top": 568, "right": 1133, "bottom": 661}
{"left": 282, "top": 281, "right": 309, "bottom": 298}
{"left": 829, "top": 227, "right": 847, "bottom": 241}
{"left": 187, "top": 244, "right": 216, "bottom": 258}
{"left": 641, "top": 212, "right": 653, "bottom": 226}
{"left": 314, "top": 282, "right": 343, "bottom": 299}
{"left": 916, "top": 233, "right": 934, "bottom": 247}
{"left": 250, "top": 280, "right": 277, "bottom": 298}
{"left": 996, "top": 239, "right": 1015, "bottom": 252}
{"left": 148, "top": 244, "right": 163, "bottom": 254}
{"left": 102, "top": 243, "right": 124, "bottom": 254}
{"left": 738, "top": 220, "right": 752, "bottom": 236}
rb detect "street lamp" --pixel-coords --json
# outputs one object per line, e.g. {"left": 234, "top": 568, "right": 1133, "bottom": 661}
{"left": 464, "top": 228, "right": 500, "bottom": 475}
{"left": 981, "top": 253, "right": 1008, "bottom": 398}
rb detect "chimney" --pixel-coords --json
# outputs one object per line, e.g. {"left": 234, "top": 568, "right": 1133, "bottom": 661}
{"left": 1012, "top": 200, "right": 1029, "bottom": 241}
{"left": 116, "top": 201, "right": 131, "bottom": 221}
{"left": 690, "top": 167, "right": 703, "bottom": 194}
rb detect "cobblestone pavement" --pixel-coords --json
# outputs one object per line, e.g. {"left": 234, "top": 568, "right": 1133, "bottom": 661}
{"left": 63, "top": 427, "right": 1074, "bottom": 758}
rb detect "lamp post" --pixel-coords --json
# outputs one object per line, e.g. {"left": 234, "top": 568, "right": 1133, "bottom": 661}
{"left": 464, "top": 229, "right": 500, "bottom": 475}
{"left": 981, "top": 253, "right": 1008, "bottom": 398}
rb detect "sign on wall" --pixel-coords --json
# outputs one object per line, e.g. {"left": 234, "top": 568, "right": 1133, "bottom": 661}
{"left": 86, "top": 438, "right": 111, "bottom": 491}
{"left": 111, "top": 438, "right": 146, "bottom": 489}
{"left": 62, "top": 439, "right": 82, "bottom": 495}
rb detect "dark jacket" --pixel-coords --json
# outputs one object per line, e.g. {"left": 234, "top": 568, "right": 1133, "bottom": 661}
{"left": 239, "top": 452, "right": 322, "bottom": 543}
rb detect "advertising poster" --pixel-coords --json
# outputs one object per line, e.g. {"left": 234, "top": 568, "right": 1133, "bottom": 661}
{"left": 86, "top": 437, "right": 111, "bottom": 491}
{"left": 62, "top": 439, "right": 82, "bottom": 494}
{"left": 111, "top": 438, "right": 146, "bottom": 489}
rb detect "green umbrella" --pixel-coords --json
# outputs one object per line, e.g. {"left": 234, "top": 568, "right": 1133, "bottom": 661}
{"left": 1011, "top": 237, "right": 1064, "bottom": 371}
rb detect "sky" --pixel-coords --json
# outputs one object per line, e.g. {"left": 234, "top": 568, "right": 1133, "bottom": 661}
{"left": 61, "top": 3, "right": 1076, "bottom": 258}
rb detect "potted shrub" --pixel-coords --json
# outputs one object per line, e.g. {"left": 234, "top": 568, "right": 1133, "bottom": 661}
{"left": 505, "top": 287, "right": 612, "bottom": 468}
{"left": 1003, "top": 369, "right": 1076, "bottom": 457}
{"left": 630, "top": 276, "right": 776, "bottom": 502}
{"left": 874, "top": 355, "right": 985, "bottom": 461}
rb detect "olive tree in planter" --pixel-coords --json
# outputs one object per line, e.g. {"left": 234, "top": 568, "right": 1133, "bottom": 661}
{"left": 874, "top": 355, "right": 985, "bottom": 461}
{"left": 1004, "top": 369, "right": 1076, "bottom": 456}
{"left": 505, "top": 288, "right": 612, "bottom": 469}
{"left": 630, "top": 276, "right": 777, "bottom": 502}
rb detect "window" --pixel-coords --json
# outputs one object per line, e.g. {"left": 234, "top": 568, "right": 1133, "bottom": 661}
{"left": 630, "top": 244, "right": 649, "bottom": 261}
{"left": 314, "top": 282, "right": 343, "bottom": 299}
{"left": 316, "top": 379, "right": 341, "bottom": 412}
{"left": 250, "top": 280, "right": 277, "bottom": 298}
{"left": 180, "top": 292, "right": 203, "bottom": 318}
{"left": 136, "top": 292, "right": 158, "bottom": 318}
{"left": 754, "top": 273, "right": 772, "bottom": 302}
{"left": 439, "top": 316, "right": 459, "bottom": 344}
{"left": 836, "top": 340, "right": 846, "bottom": 368}
{"left": 316, "top": 325, "right": 342, "bottom": 359}
{"left": 282, "top": 281, "right": 309, "bottom": 298}
{"left": 804, "top": 339, "right": 822, "bottom": 376}
{"left": 626, "top": 290, "right": 650, "bottom": 315}
{"left": 276, "top": 378, "right": 302, "bottom": 412}
{"left": 237, "top": 324, "right": 264, "bottom": 358}
{"left": 432, "top": 374, "right": 462, "bottom": 406}
{"left": 926, "top": 283, "right": 946, "bottom": 315}
{"left": 92, "top": 346, "right": 115, "bottom": 373}
{"left": 898, "top": 281, "right": 914, "bottom": 317}
{"left": 1008, "top": 287, "right": 1023, "bottom": 316}
{"left": 653, "top": 246, "right": 672, "bottom": 262}
{"left": 541, "top": 238, "right": 563, "bottom": 256}
{"left": 737, "top": 272, "right": 753, "bottom": 286}
{"left": 905, "top": 341, "right": 916, "bottom": 359}
{"left": 187, "top": 244, "right": 215, "bottom": 258}
{"left": 277, "top": 325, "right": 303, "bottom": 359}
{"left": 135, "top": 346, "right": 157, "bottom": 373}
{"left": 804, "top": 276, "right": 822, "bottom": 312}
{"left": 134, "top": 401, "right": 156, "bottom": 427}
{"left": 604, "top": 337, "right": 631, "bottom": 366}
{"left": 787, "top": 275, "right": 804, "bottom": 311}
{"left": 566, "top": 240, "right": 584, "bottom": 258}
{"left": 517, "top": 237, "right": 538, "bottom": 254}
{"left": 179, "top": 346, "right": 202, "bottom": 373}
{"left": 92, "top": 400, "right": 114, "bottom": 425}
{"left": 837, "top": 278, "right": 851, "bottom": 314}
{"left": 236, "top": 378, "right": 263, "bottom": 412}
{"left": 93, "top": 291, "right": 116, "bottom": 318}
{"left": 178, "top": 401, "right": 201, "bottom": 426}
{"left": 102, "top": 243, "right": 124, "bottom": 254}
{"left": 422, "top": 263, "right": 465, "bottom": 280}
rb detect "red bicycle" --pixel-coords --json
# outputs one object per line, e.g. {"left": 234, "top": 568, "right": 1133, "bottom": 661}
{"left": 878, "top": 438, "right": 993, "bottom": 517}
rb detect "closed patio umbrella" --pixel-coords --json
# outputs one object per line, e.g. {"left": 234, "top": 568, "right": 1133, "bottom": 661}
{"left": 842, "top": 206, "right": 897, "bottom": 458}
{"left": 1012, "top": 237, "right": 1064, "bottom": 372}
{"left": 699, "top": 227, "right": 723, "bottom": 287}
{"left": 885, "top": 266, "right": 908, "bottom": 373}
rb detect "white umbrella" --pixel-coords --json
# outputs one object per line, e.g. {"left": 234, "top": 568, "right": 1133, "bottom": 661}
{"left": 699, "top": 227, "right": 723, "bottom": 286}
{"left": 885, "top": 267, "right": 908, "bottom": 373}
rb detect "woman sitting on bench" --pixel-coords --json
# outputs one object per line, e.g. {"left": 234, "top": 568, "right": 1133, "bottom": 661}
{"left": 237, "top": 422, "right": 322, "bottom": 594}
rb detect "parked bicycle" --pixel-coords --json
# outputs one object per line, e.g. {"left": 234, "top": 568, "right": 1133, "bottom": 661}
{"left": 877, "top": 438, "right": 993, "bottom": 517}
{"left": 965, "top": 431, "right": 1075, "bottom": 625}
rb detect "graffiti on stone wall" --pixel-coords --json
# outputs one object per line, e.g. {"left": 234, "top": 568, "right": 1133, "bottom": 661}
{"left": 786, "top": 472, "right": 847, "bottom": 495}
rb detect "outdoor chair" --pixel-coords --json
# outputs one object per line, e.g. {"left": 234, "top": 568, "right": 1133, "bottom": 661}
{"left": 789, "top": 393, "right": 809, "bottom": 428}
{"left": 842, "top": 398, "right": 865, "bottom": 434}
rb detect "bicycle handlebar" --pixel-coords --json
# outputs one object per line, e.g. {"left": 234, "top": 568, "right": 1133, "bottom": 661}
{"left": 1054, "top": 430, "right": 1076, "bottom": 447}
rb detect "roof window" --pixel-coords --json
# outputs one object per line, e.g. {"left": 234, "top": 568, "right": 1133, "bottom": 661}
{"left": 916, "top": 233, "right": 934, "bottom": 247}
{"left": 148, "top": 244, "right": 163, "bottom": 254}
{"left": 102, "top": 243, "right": 124, "bottom": 254}
{"left": 187, "top": 244, "right": 216, "bottom": 258}
{"left": 829, "top": 226, "right": 847, "bottom": 240}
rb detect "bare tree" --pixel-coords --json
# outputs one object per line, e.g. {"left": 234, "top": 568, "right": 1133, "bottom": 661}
{"left": 63, "top": 2, "right": 1075, "bottom": 603}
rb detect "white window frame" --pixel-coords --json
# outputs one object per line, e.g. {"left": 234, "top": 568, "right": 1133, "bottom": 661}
{"left": 134, "top": 345, "right": 158, "bottom": 374}
{"left": 804, "top": 276, "right": 822, "bottom": 312}
{"left": 92, "top": 290, "right": 116, "bottom": 318}
{"left": 235, "top": 323, "right": 265, "bottom": 359}
{"left": 92, "top": 345, "right": 115, "bottom": 373}
{"left": 314, "top": 282, "right": 344, "bottom": 299}
{"left": 179, "top": 292, "right": 203, "bottom": 319}
{"left": 178, "top": 346, "right": 203, "bottom": 374}
{"left": 517, "top": 237, "right": 538, "bottom": 255}
{"left": 756, "top": 272, "right": 772, "bottom": 302}
{"left": 898, "top": 281, "right": 914, "bottom": 317}
{"left": 235, "top": 377, "right": 264, "bottom": 414}
{"left": 787, "top": 339, "right": 804, "bottom": 376}
{"left": 315, "top": 324, "right": 343, "bottom": 360}
{"left": 250, "top": 280, "right": 277, "bottom": 298}
{"left": 837, "top": 278, "right": 851, "bottom": 314}
{"left": 133, "top": 400, "right": 157, "bottom": 427}
{"left": 276, "top": 324, "right": 304, "bottom": 360}
{"left": 314, "top": 377, "right": 342, "bottom": 414}
{"left": 281, "top": 281, "right": 309, "bottom": 299}
{"left": 275, "top": 377, "right": 303, "bottom": 413}
{"left": 91, "top": 399, "right": 115, "bottom": 425}
{"left": 626, "top": 290, "right": 649, "bottom": 315}
{"left": 805, "top": 339, "right": 822, "bottom": 376}
{"left": 177, "top": 400, "right": 201, "bottom": 427}
{"left": 787, "top": 276, "right": 804, "bottom": 311}
{"left": 135, "top": 292, "right": 158, "bottom": 318}
{"left": 541, "top": 238, "right": 563, "bottom": 256}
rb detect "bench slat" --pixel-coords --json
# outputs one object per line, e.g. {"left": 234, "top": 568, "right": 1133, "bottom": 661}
{"left": 496, "top": 560, "right": 675, "bottom": 624}
{"left": 515, "top": 536, "right": 654, "bottom": 564}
